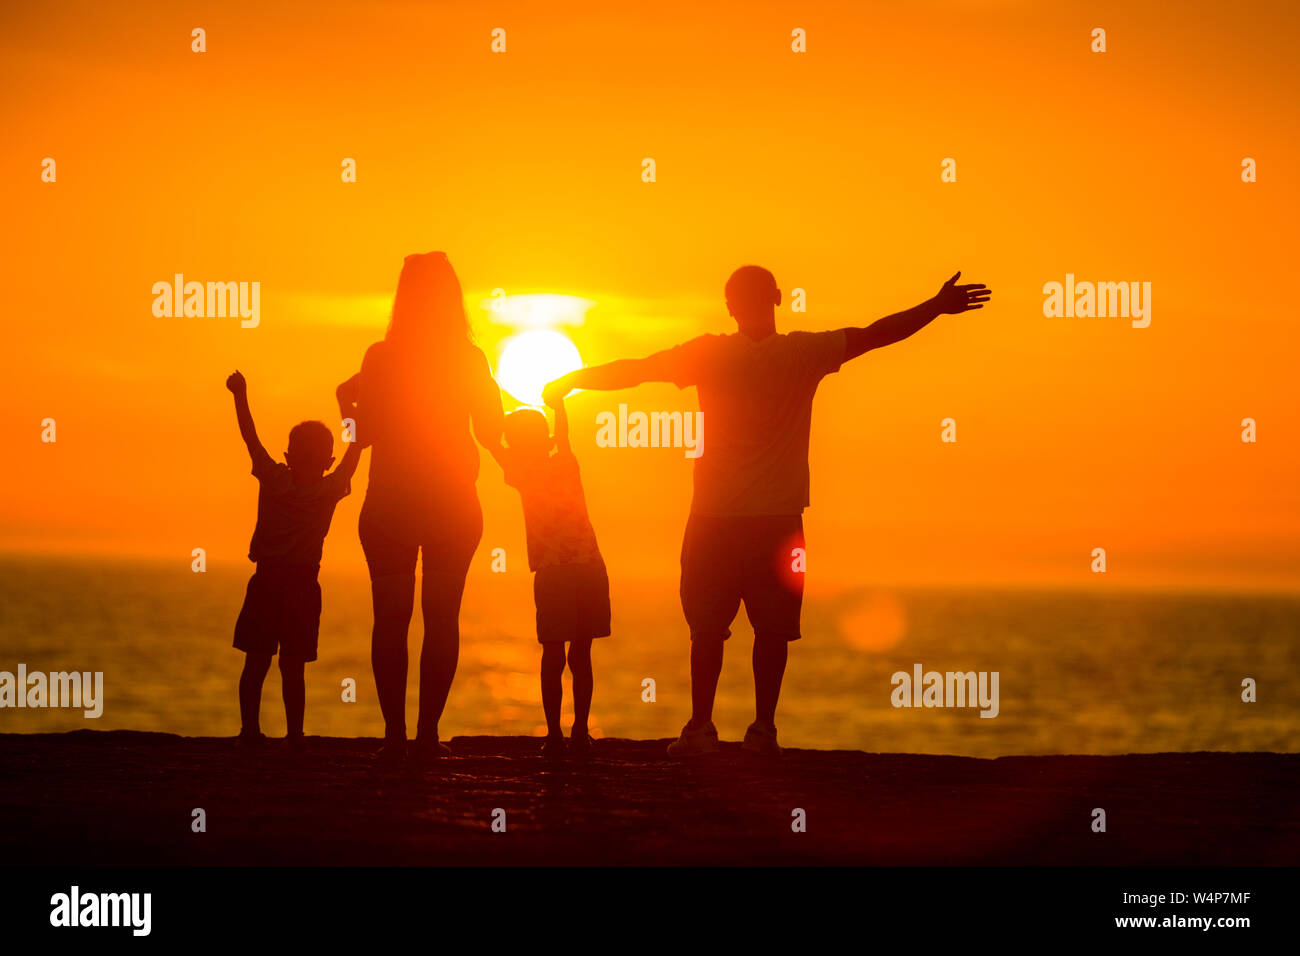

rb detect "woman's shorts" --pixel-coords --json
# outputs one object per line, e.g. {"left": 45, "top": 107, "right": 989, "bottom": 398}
{"left": 358, "top": 494, "right": 483, "bottom": 580}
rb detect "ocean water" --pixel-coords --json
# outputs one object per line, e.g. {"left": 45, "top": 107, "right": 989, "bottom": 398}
{"left": 1, "top": 555, "right": 1296, "bottom": 756}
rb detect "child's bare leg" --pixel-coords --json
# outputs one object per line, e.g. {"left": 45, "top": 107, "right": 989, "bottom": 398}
{"left": 239, "top": 653, "right": 272, "bottom": 735}
{"left": 279, "top": 655, "right": 306, "bottom": 738}
{"left": 567, "top": 639, "right": 593, "bottom": 737}
{"left": 540, "top": 643, "right": 566, "bottom": 738}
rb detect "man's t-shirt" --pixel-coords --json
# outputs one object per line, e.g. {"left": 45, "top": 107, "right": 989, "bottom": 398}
{"left": 503, "top": 450, "right": 603, "bottom": 572}
{"left": 247, "top": 450, "right": 352, "bottom": 568}
{"left": 651, "top": 329, "right": 846, "bottom": 517}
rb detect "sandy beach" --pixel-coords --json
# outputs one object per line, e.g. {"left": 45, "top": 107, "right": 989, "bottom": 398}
{"left": 2, "top": 730, "right": 1296, "bottom": 866}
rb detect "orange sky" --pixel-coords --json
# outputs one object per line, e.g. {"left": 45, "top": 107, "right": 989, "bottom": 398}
{"left": 3, "top": 0, "right": 1298, "bottom": 590}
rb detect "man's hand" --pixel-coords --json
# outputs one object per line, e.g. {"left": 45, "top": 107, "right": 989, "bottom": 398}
{"left": 934, "top": 272, "right": 991, "bottom": 314}
{"left": 840, "top": 272, "right": 992, "bottom": 361}
{"left": 226, "top": 370, "right": 247, "bottom": 395}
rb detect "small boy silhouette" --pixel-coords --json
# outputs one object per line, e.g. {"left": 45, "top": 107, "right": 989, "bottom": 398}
{"left": 225, "top": 370, "right": 362, "bottom": 749}
{"left": 493, "top": 389, "right": 610, "bottom": 757}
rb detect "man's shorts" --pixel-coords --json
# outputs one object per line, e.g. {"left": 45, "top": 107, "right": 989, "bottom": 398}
{"left": 534, "top": 560, "right": 612, "bottom": 644}
{"left": 233, "top": 563, "right": 322, "bottom": 662}
{"left": 679, "top": 513, "right": 805, "bottom": 642}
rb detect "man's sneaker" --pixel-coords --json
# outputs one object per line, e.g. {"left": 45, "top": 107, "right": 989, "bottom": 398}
{"left": 667, "top": 720, "right": 720, "bottom": 758}
{"left": 541, "top": 734, "right": 567, "bottom": 758}
{"left": 742, "top": 721, "right": 782, "bottom": 756}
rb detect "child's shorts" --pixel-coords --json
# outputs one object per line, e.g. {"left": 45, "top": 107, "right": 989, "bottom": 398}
{"left": 233, "top": 563, "right": 322, "bottom": 662}
{"left": 534, "top": 560, "right": 612, "bottom": 644}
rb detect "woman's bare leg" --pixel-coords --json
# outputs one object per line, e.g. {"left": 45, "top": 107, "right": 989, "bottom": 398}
{"left": 415, "top": 569, "right": 468, "bottom": 741}
{"left": 370, "top": 573, "right": 415, "bottom": 742}
{"left": 414, "top": 503, "right": 482, "bottom": 744}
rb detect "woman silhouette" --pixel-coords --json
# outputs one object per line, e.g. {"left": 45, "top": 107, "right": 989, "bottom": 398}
{"left": 337, "top": 252, "right": 504, "bottom": 760}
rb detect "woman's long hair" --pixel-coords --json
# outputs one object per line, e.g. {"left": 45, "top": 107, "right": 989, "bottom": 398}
{"left": 385, "top": 251, "right": 471, "bottom": 357}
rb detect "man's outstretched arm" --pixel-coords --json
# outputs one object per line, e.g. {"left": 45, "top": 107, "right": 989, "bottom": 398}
{"left": 840, "top": 272, "right": 990, "bottom": 362}
{"left": 545, "top": 349, "right": 682, "bottom": 399}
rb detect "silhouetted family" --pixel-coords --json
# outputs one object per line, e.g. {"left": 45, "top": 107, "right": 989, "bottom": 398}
{"left": 226, "top": 252, "right": 990, "bottom": 760}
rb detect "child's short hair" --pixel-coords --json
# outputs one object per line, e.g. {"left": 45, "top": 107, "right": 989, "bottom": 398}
{"left": 287, "top": 420, "right": 334, "bottom": 470}
{"left": 504, "top": 408, "right": 550, "bottom": 449}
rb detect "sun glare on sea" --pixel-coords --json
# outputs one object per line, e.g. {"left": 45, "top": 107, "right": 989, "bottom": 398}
{"left": 838, "top": 591, "right": 907, "bottom": 653}
{"left": 497, "top": 329, "right": 584, "bottom": 407}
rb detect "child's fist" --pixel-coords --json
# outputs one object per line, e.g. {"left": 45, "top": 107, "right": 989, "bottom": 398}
{"left": 542, "top": 379, "right": 569, "bottom": 409}
{"left": 226, "top": 371, "right": 247, "bottom": 394}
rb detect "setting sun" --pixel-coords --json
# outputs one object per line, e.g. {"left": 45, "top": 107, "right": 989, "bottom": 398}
{"left": 496, "top": 328, "right": 584, "bottom": 406}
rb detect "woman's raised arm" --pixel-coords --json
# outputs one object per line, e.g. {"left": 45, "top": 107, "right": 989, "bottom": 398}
{"left": 468, "top": 349, "right": 505, "bottom": 454}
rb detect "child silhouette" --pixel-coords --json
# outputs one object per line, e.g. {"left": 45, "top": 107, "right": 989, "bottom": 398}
{"left": 493, "top": 388, "right": 610, "bottom": 757}
{"left": 225, "top": 370, "right": 362, "bottom": 749}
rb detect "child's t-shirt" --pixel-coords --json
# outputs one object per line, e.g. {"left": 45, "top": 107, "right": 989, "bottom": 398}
{"left": 503, "top": 449, "right": 602, "bottom": 572}
{"left": 247, "top": 448, "right": 352, "bottom": 568}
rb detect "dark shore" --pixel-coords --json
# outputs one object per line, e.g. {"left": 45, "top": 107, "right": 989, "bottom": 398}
{"left": 2, "top": 731, "right": 1296, "bottom": 865}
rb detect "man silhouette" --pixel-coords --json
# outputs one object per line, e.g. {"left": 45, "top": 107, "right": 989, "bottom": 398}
{"left": 546, "top": 267, "right": 990, "bottom": 756}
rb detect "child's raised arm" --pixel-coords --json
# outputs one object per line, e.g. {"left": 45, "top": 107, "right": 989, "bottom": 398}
{"left": 225, "top": 371, "right": 268, "bottom": 462}
{"left": 542, "top": 383, "right": 571, "bottom": 454}
{"left": 333, "top": 436, "right": 363, "bottom": 482}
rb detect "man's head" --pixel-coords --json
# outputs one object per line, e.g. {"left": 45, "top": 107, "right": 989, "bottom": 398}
{"left": 503, "top": 408, "right": 552, "bottom": 462}
{"left": 285, "top": 420, "right": 335, "bottom": 478}
{"left": 724, "top": 265, "right": 781, "bottom": 339}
